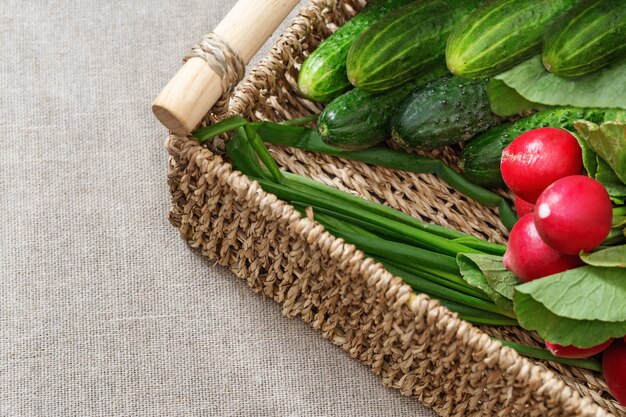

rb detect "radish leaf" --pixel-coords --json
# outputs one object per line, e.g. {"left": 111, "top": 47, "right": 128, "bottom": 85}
{"left": 572, "top": 131, "right": 598, "bottom": 178}
{"left": 494, "top": 55, "right": 626, "bottom": 109}
{"left": 457, "top": 254, "right": 514, "bottom": 311}
{"left": 515, "top": 266, "right": 626, "bottom": 322}
{"left": 595, "top": 157, "right": 626, "bottom": 204}
{"left": 486, "top": 79, "right": 547, "bottom": 117}
{"left": 605, "top": 109, "right": 626, "bottom": 123}
{"left": 574, "top": 120, "right": 626, "bottom": 185}
{"left": 514, "top": 291, "right": 626, "bottom": 348}
{"left": 458, "top": 253, "right": 521, "bottom": 300}
{"left": 581, "top": 245, "right": 626, "bottom": 268}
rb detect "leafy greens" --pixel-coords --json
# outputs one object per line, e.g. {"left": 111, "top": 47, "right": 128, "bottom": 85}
{"left": 513, "top": 266, "right": 626, "bottom": 347}
{"left": 494, "top": 55, "right": 626, "bottom": 110}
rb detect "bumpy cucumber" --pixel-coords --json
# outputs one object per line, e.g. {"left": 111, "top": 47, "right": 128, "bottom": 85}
{"left": 346, "top": 0, "right": 480, "bottom": 93}
{"left": 446, "top": 0, "right": 575, "bottom": 78}
{"left": 543, "top": 0, "right": 626, "bottom": 78}
{"left": 390, "top": 76, "right": 501, "bottom": 150}
{"left": 297, "top": 0, "right": 413, "bottom": 103}
{"left": 459, "top": 108, "right": 607, "bottom": 187}
{"left": 318, "top": 66, "right": 449, "bottom": 150}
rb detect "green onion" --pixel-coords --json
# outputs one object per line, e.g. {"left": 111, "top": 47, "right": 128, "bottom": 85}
{"left": 497, "top": 339, "right": 602, "bottom": 373}
{"left": 194, "top": 116, "right": 249, "bottom": 142}
{"left": 255, "top": 121, "right": 517, "bottom": 230}
{"left": 278, "top": 114, "right": 319, "bottom": 126}
{"left": 253, "top": 177, "right": 481, "bottom": 257}
{"left": 196, "top": 116, "right": 518, "bottom": 230}
{"left": 439, "top": 300, "right": 519, "bottom": 326}
{"left": 284, "top": 173, "right": 471, "bottom": 241}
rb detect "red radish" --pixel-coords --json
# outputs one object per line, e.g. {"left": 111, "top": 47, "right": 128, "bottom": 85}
{"left": 514, "top": 195, "right": 534, "bottom": 217}
{"left": 501, "top": 128, "right": 583, "bottom": 203}
{"left": 545, "top": 339, "right": 613, "bottom": 358}
{"left": 534, "top": 175, "right": 613, "bottom": 255}
{"left": 503, "top": 214, "right": 581, "bottom": 282}
{"left": 603, "top": 338, "right": 626, "bottom": 406}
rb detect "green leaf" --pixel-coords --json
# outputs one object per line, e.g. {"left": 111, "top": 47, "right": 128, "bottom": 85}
{"left": 605, "top": 109, "right": 626, "bottom": 123}
{"left": 572, "top": 130, "right": 598, "bottom": 177}
{"left": 614, "top": 216, "right": 626, "bottom": 229}
{"left": 486, "top": 79, "right": 547, "bottom": 117}
{"left": 515, "top": 266, "right": 626, "bottom": 322}
{"left": 596, "top": 157, "right": 626, "bottom": 204}
{"left": 575, "top": 119, "right": 626, "bottom": 185}
{"left": 457, "top": 254, "right": 515, "bottom": 312}
{"left": 458, "top": 253, "right": 521, "bottom": 300}
{"left": 514, "top": 291, "right": 626, "bottom": 348}
{"left": 494, "top": 55, "right": 626, "bottom": 110}
{"left": 581, "top": 245, "right": 626, "bottom": 268}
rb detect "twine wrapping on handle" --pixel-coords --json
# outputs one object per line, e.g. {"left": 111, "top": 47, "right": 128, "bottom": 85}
{"left": 184, "top": 32, "right": 246, "bottom": 114}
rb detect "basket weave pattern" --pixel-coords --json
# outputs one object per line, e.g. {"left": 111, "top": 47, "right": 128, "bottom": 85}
{"left": 165, "top": 1, "right": 625, "bottom": 416}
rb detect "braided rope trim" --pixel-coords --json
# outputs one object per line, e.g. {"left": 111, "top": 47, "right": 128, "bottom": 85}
{"left": 184, "top": 32, "right": 246, "bottom": 101}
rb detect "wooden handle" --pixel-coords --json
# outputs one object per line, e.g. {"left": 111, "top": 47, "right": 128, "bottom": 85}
{"left": 153, "top": 0, "right": 301, "bottom": 136}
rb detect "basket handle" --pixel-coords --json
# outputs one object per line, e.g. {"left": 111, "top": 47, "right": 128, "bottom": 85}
{"left": 152, "top": 0, "right": 301, "bottom": 136}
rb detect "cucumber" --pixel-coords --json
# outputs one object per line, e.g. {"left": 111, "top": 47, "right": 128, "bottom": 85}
{"left": 459, "top": 108, "right": 607, "bottom": 187}
{"left": 446, "top": 0, "right": 575, "bottom": 79}
{"left": 318, "top": 66, "right": 449, "bottom": 150}
{"left": 390, "top": 76, "right": 501, "bottom": 151}
{"left": 346, "top": 0, "right": 481, "bottom": 93}
{"left": 543, "top": 0, "right": 626, "bottom": 78}
{"left": 297, "top": 0, "right": 414, "bottom": 103}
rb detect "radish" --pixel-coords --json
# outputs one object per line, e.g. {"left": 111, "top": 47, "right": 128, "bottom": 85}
{"left": 514, "top": 195, "right": 534, "bottom": 217}
{"left": 501, "top": 128, "right": 583, "bottom": 203}
{"left": 503, "top": 214, "right": 581, "bottom": 282}
{"left": 603, "top": 338, "right": 626, "bottom": 406}
{"left": 545, "top": 339, "right": 613, "bottom": 358}
{"left": 534, "top": 175, "right": 613, "bottom": 255}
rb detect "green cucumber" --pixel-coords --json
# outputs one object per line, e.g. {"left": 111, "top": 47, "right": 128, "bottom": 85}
{"left": 390, "top": 76, "right": 502, "bottom": 150}
{"left": 318, "top": 66, "right": 449, "bottom": 150}
{"left": 543, "top": 0, "right": 626, "bottom": 78}
{"left": 459, "top": 108, "right": 607, "bottom": 187}
{"left": 346, "top": 0, "right": 480, "bottom": 93}
{"left": 446, "top": 0, "right": 575, "bottom": 79}
{"left": 297, "top": 0, "right": 414, "bottom": 103}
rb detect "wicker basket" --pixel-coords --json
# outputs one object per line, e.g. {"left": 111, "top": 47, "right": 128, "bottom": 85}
{"left": 163, "top": 1, "right": 625, "bottom": 416}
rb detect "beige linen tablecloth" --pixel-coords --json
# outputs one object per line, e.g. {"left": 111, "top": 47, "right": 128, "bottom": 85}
{"left": 0, "top": 1, "right": 437, "bottom": 415}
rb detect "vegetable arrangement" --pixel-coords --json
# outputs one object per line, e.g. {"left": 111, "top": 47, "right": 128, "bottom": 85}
{"left": 197, "top": 0, "right": 626, "bottom": 406}
{"left": 496, "top": 126, "right": 626, "bottom": 402}
{"left": 194, "top": 117, "right": 605, "bottom": 371}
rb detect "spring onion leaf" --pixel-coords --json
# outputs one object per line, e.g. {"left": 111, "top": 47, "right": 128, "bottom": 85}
{"left": 194, "top": 116, "right": 249, "bottom": 143}
{"left": 497, "top": 339, "right": 601, "bottom": 372}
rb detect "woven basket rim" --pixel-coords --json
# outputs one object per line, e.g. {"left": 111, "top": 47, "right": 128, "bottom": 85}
{"left": 168, "top": 132, "right": 613, "bottom": 417}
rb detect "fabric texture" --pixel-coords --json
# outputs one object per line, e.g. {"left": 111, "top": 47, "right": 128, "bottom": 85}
{"left": 0, "top": 1, "right": 436, "bottom": 416}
